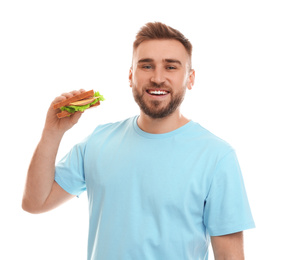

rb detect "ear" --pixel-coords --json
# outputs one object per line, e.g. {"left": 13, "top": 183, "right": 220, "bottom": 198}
{"left": 129, "top": 68, "right": 133, "bottom": 88}
{"left": 187, "top": 69, "right": 195, "bottom": 90}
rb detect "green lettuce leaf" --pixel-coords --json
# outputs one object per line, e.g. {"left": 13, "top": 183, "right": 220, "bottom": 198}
{"left": 60, "top": 91, "right": 105, "bottom": 114}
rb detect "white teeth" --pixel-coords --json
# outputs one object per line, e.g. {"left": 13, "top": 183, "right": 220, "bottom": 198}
{"left": 149, "top": 90, "right": 168, "bottom": 95}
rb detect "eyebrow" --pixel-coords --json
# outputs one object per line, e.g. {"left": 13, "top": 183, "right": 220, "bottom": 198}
{"left": 164, "top": 59, "right": 182, "bottom": 66}
{"left": 137, "top": 58, "right": 154, "bottom": 63}
{"left": 137, "top": 58, "right": 182, "bottom": 66}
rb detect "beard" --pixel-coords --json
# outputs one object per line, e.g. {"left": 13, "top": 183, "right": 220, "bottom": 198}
{"left": 132, "top": 83, "right": 186, "bottom": 119}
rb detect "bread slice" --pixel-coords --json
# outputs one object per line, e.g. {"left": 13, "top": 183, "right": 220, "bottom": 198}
{"left": 56, "top": 110, "right": 72, "bottom": 118}
{"left": 53, "top": 90, "right": 94, "bottom": 110}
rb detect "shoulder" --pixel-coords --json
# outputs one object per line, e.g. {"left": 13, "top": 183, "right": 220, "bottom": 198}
{"left": 85, "top": 116, "right": 136, "bottom": 144}
{"left": 188, "top": 121, "right": 235, "bottom": 156}
{"left": 94, "top": 116, "right": 135, "bottom": 133}
{"left": 91, "top": 116, "right": 135, "bottom": 136}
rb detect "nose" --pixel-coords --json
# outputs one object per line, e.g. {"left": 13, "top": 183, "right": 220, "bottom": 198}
{"left": 151, "top": 67, "right": 166, "bottom": 86}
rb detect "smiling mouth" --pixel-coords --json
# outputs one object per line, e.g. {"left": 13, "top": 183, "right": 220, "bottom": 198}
{"left": 146, "top": 89, "right": 170, "bottom": 96}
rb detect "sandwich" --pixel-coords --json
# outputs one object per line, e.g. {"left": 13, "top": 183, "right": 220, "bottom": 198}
{"left": 53, "top": 89, "right": 105, "bottom": 118}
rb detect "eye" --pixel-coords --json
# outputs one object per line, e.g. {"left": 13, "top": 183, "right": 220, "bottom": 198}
{"left": 166, "top": 65, "right": 177, "bottom": 70}
{"left": 142, "top": 65, "right": 153, "bottom": 69}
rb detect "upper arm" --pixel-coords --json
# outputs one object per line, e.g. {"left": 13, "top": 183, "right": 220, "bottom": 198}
{"left": 42, "top": 181, "right": 76, "bottom": 212}
{"left": 211, "top": 231, "right": 244, "bottom": 259}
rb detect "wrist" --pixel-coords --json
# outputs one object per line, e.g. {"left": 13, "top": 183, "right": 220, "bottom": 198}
{"left": 41, "top": 128, "right": 65, "bottom": 143}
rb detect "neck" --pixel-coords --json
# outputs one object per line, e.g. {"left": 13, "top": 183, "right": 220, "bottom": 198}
{"left": 137, "top": 109, "right": 190, "bottom": 134}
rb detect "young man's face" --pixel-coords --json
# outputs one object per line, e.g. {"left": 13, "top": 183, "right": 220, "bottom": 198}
{"left": 129, "top": 39, "right": 195, "bottom": 119}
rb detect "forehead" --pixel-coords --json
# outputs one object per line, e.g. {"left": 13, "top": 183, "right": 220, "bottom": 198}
{"left": 133, "top": 39, "right": 189, "bottom": 64}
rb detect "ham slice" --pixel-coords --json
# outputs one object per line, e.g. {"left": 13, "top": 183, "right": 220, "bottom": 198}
{"left": 69, "top": 97, "right": 99, "bottom": 106}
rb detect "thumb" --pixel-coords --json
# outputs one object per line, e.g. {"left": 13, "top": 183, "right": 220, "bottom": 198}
{"left": 70, "top": 111, "right": 84, "bottom": 125}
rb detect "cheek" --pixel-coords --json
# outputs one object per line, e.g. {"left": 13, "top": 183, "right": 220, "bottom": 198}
{"left": 132, "top": 75, "right": 146, "bottom": 88}
{"left": 133, "top": 69, "right": 150, "bottom": 82}
{"left": 176, "top": 74, "right": 189, "bottom": 88}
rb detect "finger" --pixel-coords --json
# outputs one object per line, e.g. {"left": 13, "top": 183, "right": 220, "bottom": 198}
{"left": 52, "top": 95, "right": 67, "bottom": 105}
{"left": 61, "top": 89, "right": 85, "bottom": 99}
{"left": 70, "top": 90, "right": 80, "bottom": 96}
{"left": 61, "top": 92, "right": 74, "bottom": 99}
{"left": 71, "top": 89, "right": 86, "bottom": 96}
{"left": 70, "top": 111, "right": 83, "bottom": 124}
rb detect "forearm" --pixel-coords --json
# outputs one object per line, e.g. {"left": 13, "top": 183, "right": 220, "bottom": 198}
{"left": 22, "top": 129, "right": 64, "bottom": 213}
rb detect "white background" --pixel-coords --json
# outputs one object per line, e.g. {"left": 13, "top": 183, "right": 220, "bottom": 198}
{"left": 1, "top": 0, "right": 280, "bottom": 259}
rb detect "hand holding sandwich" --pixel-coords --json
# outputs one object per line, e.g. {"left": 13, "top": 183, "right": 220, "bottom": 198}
{"left": 44, "top": 89, "right": 86, "bottom": 136}
{"left": 44, "top": 89, "right": 105, "bottom": 136}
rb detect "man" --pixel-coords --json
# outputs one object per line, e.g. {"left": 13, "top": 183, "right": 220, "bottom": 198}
{"left": 22, "top": 22, "right": 255, "bottom": 259}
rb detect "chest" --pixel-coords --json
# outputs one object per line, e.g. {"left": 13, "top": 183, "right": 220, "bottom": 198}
{"left": 84, "top": 135, "right": 215, "bottom": 214}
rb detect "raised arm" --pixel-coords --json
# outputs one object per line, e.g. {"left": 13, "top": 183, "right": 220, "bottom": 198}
{"left": 22, "top": 90, "right": 85, "bottom": 214}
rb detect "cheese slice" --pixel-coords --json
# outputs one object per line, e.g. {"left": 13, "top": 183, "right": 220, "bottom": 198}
{"left": 69, "top": 97, "right": 98, "bottom": 106}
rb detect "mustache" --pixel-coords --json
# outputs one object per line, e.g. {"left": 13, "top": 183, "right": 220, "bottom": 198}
{"left": 144, "top": 82, "right": 172, "bottom": 92}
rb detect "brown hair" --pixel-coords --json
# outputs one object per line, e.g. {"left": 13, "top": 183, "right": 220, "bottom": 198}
{"left": 133, "top": 22, "right": 193, "bottom": 67}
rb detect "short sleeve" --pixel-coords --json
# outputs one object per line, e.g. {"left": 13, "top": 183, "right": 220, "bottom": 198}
{"left": 204, "top": 150, "right": 255, "bottom": 236}
{"left": 55, "top": 139, "right": 88, "bottom": 197}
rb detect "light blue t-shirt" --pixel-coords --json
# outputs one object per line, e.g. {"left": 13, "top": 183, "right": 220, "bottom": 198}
{"left": 55, "top": 116, "right": 255, "bottom": 260}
